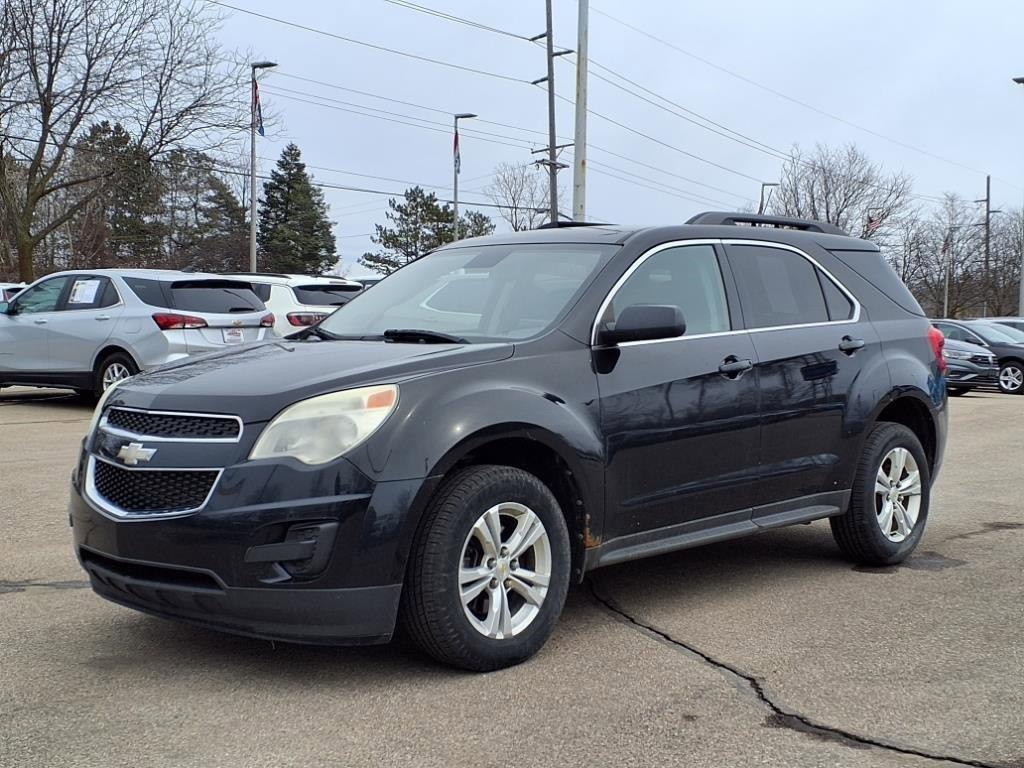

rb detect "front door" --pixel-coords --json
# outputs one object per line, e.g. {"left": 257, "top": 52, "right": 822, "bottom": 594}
{"left": 47, "top": 275, "right": 123, "bottom": 371}
{"left": 0, "top": 276, "right": 72, "bottom": 375}
{"left": 596, "top": 243, "right": 761, "bottom": 539}
{"left": 724, "top": 242, "right": 879, "bottom": 512}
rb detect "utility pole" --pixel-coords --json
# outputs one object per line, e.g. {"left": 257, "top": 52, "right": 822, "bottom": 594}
{"left": 249, "top": 60, "right": 277, "bottom": 272}
{"left": 531, "top": 1, "right": 572, "bottom": 224}
{"left": 975, "top": 175, "right": 1003, "bottom": 316}
{"left": 572, "top": 0, "right": 589, "bottom": 221}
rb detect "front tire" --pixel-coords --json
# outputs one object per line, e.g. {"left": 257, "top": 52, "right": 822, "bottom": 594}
{"left": 830, "top": 422, "right": 930, "bottom": 566}
{"left": 946, "top": 387, "right": 969, "bottom": 397}
{"left": 400, "top": 465, "right": 571, "bottom": 671}
{"left": 998, "top": 362, "right": 1024, "bottom": 394}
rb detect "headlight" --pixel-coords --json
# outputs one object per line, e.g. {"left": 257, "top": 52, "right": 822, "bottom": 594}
{"left": 249, "top": 385, "right": 398, "bottom": 465}
{"left": 87, "top": 380, "right": 123, "bottom": 436}
{"left": 942, "top": 349, "right": 971, "bottom": 360}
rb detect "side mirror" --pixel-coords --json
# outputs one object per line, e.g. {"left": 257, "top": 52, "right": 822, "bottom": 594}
{"left": 0, "top": 301, "right": 10, "bottom": 315}
{"left": 597, "top": 304, "right": 686, "bottom": 346}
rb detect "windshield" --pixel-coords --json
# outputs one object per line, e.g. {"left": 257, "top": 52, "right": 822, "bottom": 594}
{"left": 319, "top": 243, "right": 617, "bottom": 342}
{"left": 972, "top": 322, "right": 1024, "bottom": 344}
{"left": 977, "top": 322, "right": 1024, "bottom": 343}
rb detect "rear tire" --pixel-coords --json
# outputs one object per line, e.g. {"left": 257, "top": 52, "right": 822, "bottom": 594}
{"left": 400, "top": 465, "right": 571, "bottom": 672}
{"left": 830, "top": 422, "right": 930, "bottom": 566}
{"left": 998, "top": 362, "right": 1024, "bottom": 394}
{"left": 946, "top": 387, "right": 969, "bottom": 397}
{"left": 93, "top": 352, "right": 138, "bottom": 397}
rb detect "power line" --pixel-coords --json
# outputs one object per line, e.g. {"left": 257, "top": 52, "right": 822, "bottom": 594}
{"left": 591, "top": 4, "right": 1020, "bottom": 189}
{"left": 380, "top": 0, "right": 531, "bottom": 40}
{"left": 204, "top": 0, "right": 526, "bottom": 84}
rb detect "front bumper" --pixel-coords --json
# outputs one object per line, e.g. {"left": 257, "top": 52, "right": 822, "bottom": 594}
{"left": 945, "top": 361, "right": 999, "bottom": 388}
{"left": 70, "top": 449, "right": 429, "bottom": 645}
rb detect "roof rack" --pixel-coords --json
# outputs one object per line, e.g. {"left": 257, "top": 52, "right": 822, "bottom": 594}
{"left": 222, "top": 271, "right": 294, "bottom": 279}
{"left": 534, "top": 221, "right": 608, "bottom": 229}
{"left": 686, "top": 211, "right": 847, "bottom": 236}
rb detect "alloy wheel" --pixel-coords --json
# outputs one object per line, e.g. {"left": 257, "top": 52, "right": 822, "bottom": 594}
{"left": 874, "top": 447, "right": 923, "bottom": 543}
{"left": 459, "top": 502, "right": 552, "bottom": 640}
{"left": 999, "top": 365, "right": 1023, "bottom": 393}
{"left": 102, "top": 362, "right": 132, "bottom": 390}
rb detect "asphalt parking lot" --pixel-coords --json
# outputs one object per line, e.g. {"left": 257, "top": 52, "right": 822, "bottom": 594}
{"left": 1, "top": 387, "right": 1021, "bottom": 768}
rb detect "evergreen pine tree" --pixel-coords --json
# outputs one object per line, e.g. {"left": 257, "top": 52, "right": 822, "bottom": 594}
{"left": 257, "top": 143, "right": 337, "bottom": 274}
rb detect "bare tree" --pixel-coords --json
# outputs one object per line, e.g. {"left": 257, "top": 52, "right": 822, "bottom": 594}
{"left": 0, "top": 0, "right": 245, "bottom": 281}
{"left": 484, "top": 162, "right": 548, "bottom": 231}
{"left": 769, "top": 143, "right": 913, "bottom": 242}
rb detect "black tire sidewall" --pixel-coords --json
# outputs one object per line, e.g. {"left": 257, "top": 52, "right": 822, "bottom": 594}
{"left": 999, "top": 362, "right": 1024, "bottom": 394}
{"left": 94, "top": 352, "right": 137, "bottom": 395}
{"left": 405, "top": 466, "right": 571, "bottom": 670}
{"left": 853, "top": 424, "right": 931, "bottom": 563}
{"left": 946, "top": 387, "right": 968, "bottom": 396}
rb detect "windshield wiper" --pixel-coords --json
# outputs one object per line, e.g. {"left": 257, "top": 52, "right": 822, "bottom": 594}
{"left": 297, "top": 326, "right": 343, "bottom": 341}
{"left": 383, "top": 328, "right": 468, "bottom": 344}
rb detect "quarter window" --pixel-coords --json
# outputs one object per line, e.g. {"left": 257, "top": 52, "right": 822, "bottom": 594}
{"left": 12, "top": 276, "right": 70, "bottom": 314}
{"left": 604, "top": 244, "right": 730, "bottom": 335}
{"left": 727, "top": 245, "right": 830, "bottom": 328}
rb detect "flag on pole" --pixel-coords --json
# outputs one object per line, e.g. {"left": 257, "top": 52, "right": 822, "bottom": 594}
{"left": 865, "top": 214, "right": 882, "bottom": 235}
{"left": 254, "top": 80, "right": 266, "bottom": 137}
{"left": 453, "top": 128, "right": 461, "bottom": 175}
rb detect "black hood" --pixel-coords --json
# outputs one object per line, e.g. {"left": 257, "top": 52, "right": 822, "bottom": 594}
{"left": 108, "top": 339, "right": 513, "bottom": 422}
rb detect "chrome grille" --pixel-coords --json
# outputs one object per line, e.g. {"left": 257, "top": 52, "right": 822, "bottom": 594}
{"left": 90, "top": 459, "right": 218, "bottom": 516}
{"left": 104, "top": 408, "right": 241, "bottom": 440}
{"left": 969, "top": 354, "right": 996, "bottom": 366}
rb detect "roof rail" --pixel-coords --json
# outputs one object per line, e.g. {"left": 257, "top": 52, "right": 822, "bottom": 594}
{"left": 222, "top": 271, "right": 294, "bottom": 279}
{"left": 686, "top": 211, "right": 847, "bottom": 236}
{"left": 534, "top": 221, "right": 608, "bottom": 229}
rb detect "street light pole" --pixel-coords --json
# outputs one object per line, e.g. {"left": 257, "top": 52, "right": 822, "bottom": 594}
{"left": 452, "top": 113, "right": 477, "bottom": 241}
{"left": 249, "top": 60, "right": 277, "bottom": 272}
{"left": 572, "top": 0, "right": 589, "bottom": 221}
{"left": 1013, "top": 77, "right": 1024, "bottom": 313}
{"left": 943, "top": 225, "right": 962, "bottom": 318}
{"left": 757, "top": 182, "right": 778, "bottom": 214}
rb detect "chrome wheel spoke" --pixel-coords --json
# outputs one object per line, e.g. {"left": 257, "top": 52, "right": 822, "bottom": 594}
{"left": 875, "top": 467, "right": 891, "bottom": 496}
{"left": 897, "top": 470, "right": 922, "bottom": 497}
{"left": 508, "top": 574, "right": 544, "bottom": 606}
{"left": 888, "top": 448, "right": 908, "bottom": 484}
{"left": 482, "top": 587, "right": 504, "bottom": 638}
{"left": 877, "top": 499, "right": 894, "bottom": 536}
{"left": 893, "top": 501, "right": 911, "bottom": 537}
{"left": 507, "top": 513, "right": 545, "bottom": 560}
{"left": 511, "top": 568, "right": 549, "bottom": 588}
{"left": 459, "top": 565, "right": 492, "bottom": 605}
{"left": 471, "top": 508, "right": 502, "bottom": 557}
{"left": 900, "top": 498, "right": 919, "bottom": 531}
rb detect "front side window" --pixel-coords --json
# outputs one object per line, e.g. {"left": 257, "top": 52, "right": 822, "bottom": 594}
{"left": 935, "top": 323, "right": 967, "bottom": 342}
{"left": 318, "top": 244, "right": 617, "bottom": 342}
{"left": 728, "top": 245, "right": 830, "bottom": 328}
{"left": 12, "top": 276, "right": 70, "bottom": 314}
{"left": 602, "top": 244, "right": 730, "bottom": 336}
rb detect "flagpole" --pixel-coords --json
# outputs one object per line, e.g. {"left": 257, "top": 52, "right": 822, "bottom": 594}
{"left": 249, "top": 61, "right": 276, "bottom": 272}
{"left": 452, "top": 113, "right": 477, "bottom": 241}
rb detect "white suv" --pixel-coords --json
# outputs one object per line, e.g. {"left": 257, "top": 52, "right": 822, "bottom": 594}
{"left": 228, "top": 273, "right": 364, "bottom": 337}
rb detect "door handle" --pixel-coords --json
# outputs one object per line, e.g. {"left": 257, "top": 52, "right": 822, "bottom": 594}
{"left": 33, "top": 318, "right": 47, "bottom": 325}
{"left": 718, "top": 356, "right": 753, "bottom": 378}
{"left": 838, "top": 336, "right": 865, "bottom": 355}
{"left": 95, "top": 315, "right": 111, "bottom": 321}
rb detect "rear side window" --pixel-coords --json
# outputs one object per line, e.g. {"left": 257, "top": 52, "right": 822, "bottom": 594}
{"left": 292, "top": 284, "right": 363, "bottom": 306}
{"left": 168, "top": 281, "right": 264, "bottom": 313}
{"left": 817, "top": 271, "right": 855, "bottom": 321}
{"left": 251, "top": 283, "right": 272, "bottom": 302}
{"left": 64, "top": 277, "right": 119, "bottom": 310}
{"left": 727, "top": 245, "right": 829, "bottom": 328}
{"left": 123, "top": 277, "right": 167, "bottom": 308}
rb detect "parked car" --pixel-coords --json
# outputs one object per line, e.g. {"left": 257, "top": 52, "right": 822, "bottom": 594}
{"left": 941, "top": 336, "right": 998, "bottom": 395}
{"left": 0, "top": 282, "right": 25, "bottom": 301}
{"left": 71, "top": 212, "right": 947, "bottom": 671}
{"left": 0, "top": 269, "right": 273, "bottom": 396}
{"left": 353, "top": 276, "right": 383, "bottom": 290}
{"left": 931, "top": 319, "right": 1024, "bottom": 394}
{"left": 988, "top": 316, "right": 1024, "bottom": 334}
{"left": 225, "top": 273, "right": 364, "bottom": 336}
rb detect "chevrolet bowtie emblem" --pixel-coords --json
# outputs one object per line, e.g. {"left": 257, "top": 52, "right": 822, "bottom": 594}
{"left": 117, "top": 442, "right": 156, "bottom": 466}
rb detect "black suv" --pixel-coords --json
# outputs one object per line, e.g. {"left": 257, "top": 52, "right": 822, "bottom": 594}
{"left": 70, "top": 213, "right": 948, "bottom": 671}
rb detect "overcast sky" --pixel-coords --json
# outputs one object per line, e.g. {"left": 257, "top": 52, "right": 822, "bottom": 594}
{"left": 213, "top": 0, "right": 1024, "bottom": 277}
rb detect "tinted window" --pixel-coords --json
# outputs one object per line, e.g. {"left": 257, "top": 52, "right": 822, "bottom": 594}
{"left": 817, "top": 271, "right": 854, "bottom": 321}
{"left": 13, "top": 277, "right": 70, "bottom": 313}
{"left": 319, "top": 244, "right": 616, "bottom": 343}
{"left": 292, "top": 284, "right": 363, "bottom": 306}
{"left": 728, "top": 245, "right": 829, "bottom": 328}
{"left": 63, "top": 276, "right": 118, "bottom": 311}
{"left": 935, "top": 323, "right": 971, "bottom": 343}
{"left": 168, "top": 280, "right": 264, "bottom": 313}
{"left": 123, "top": 277, "right": 167, "bottom": 308}
{"left": 251, "top": 283, "right": 272, "bottom": 302}
{"left": 422, "top": 279, "right": 489, "bottom": 314}
{"left": 606, "top": 244, "right": 730, "bottom": 335}
{"left": 975, "top": 322, "right": 1024, "bottom": 343}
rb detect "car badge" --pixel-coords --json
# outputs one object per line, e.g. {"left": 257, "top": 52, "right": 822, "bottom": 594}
{"left": 117, "top": 442, "right": 157, "bottom": 466}
{"left": 232, "top": 319, "right": 243, "bottom": 326}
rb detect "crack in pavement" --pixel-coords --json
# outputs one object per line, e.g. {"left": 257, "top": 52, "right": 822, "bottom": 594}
{"left": 586, "top": 579, "right": 999, "bottom": 768}
{"left": 0, "top": 579, "right": 90, "bottom": 595}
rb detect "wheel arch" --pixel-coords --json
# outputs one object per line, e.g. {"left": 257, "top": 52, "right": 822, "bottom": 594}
{"left": 870, "top": 390, "right": 940, "bottom": 474}
{"left": 91, "top": 344, "right": 140, "bottom": 373}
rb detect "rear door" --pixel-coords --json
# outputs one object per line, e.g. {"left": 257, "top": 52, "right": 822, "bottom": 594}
{"left": 0, "top": 276, "right": 72, "bottom": 374}
{"left": 596, "top": 242, "right": 762, "bottom": 538}
{"left": 47, "top": 275, "right": 124, "bottom": 371}
{"left": 166, "top": 279, "right": 268, "bottom": 348}
{"left": 724, "top": 241, "right": 878, "bottom": 513}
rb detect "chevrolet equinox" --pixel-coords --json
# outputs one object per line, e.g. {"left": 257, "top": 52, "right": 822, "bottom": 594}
{"left": 70, "top": 212, "right": 948, "bottom": 671}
